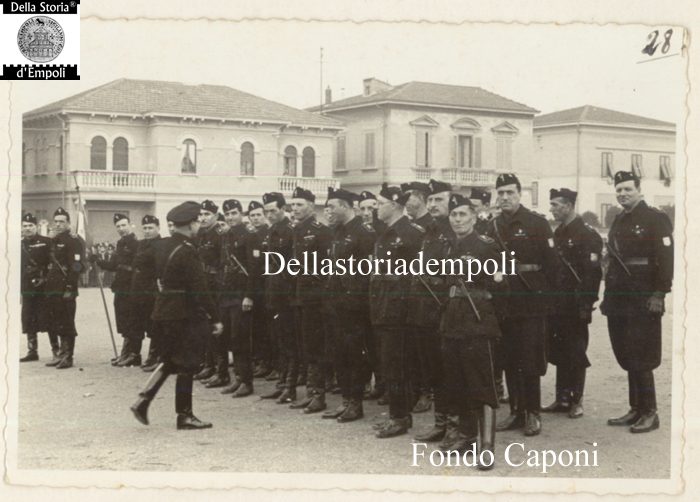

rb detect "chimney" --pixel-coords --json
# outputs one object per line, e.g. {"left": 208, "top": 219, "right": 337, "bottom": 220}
{"left": 325, "top": 86, "right": 332, "bottom": 105}
{"left": 363, "top": 77, "right": 392, "bottom": 96}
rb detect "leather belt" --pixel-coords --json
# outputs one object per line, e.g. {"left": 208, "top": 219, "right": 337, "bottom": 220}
{"left": 624, "top": 257, "right": 649, "bottom": 266}
{"left": 448, "top": 286, "right": 492, "bottom": 300}
{"left": 516, "top": 264, "right": 541, "bottom": 272}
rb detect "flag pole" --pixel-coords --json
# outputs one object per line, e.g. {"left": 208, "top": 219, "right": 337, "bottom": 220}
{"left": 72, "top": 172, "right": 118, "bottom": 357}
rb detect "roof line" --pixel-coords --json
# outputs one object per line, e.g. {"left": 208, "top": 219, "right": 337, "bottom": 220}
{"left": 318, "top": 99, "right": 538, "bottom": 115}
{"left": 533, "top": 121, "right": 675, "bottom": 131}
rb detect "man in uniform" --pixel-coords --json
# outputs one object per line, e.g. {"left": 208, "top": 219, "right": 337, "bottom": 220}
{"left": 401, "top": 181, "right": 433, "bottom": 230}
{"left": 602, "top": 171, "right": 673, "bottom": 433}
{"left": 194, "top": 199, "right": 222, "bottom": 382}
{"left": 486, "top": 173, "right": 558, "bottom": 436}
{"left": 543, "top": 188, "right": 603, "bottom": 418}
{"left": 130, "top": 201, "right": 223, "bottom": 430}
{"left": 93, "top": 214, "right": 139, "bottom": 366}
{"left": 323, "top": 187, "right": 375, "bottom": 422}
{"left": 20, "top": 212, "right": 52, "bottom": 362}
{"left": 290, "top": 186, "right": 332, "bottom": 414}
{"left": 45, "top": 207, "right": 84, "bottom": 369}
{"left": 371, "top": 184, "right": 425, "bottom": 438}
{"left": 439, "top": 194, "right": 504, "bottom": 468}
{"left": 131, "top": 215, "right": 163, "bottom": 372}
{"left": 259, "top": 192, "right": 297, "bottom": 403}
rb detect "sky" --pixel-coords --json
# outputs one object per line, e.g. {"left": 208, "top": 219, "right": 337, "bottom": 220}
{"left": 13, "top": 19, "right": 687, "bottom": 124}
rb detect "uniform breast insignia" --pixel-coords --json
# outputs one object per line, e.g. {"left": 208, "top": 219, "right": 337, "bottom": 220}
{"left": 631, "top": 224, "right": 646, "bottom": 236}
{"left": 567, "top": 238, "right": 574, "bottom": 248}
{"left": 514, "top": 228, "right": 527, "bottom": 238}
{"left": 410, "top": 222, "right": 426, "bottom": 233}
{"left": 590, "top": 253, "right": 599, "bottom": 262}
{"left": 477, "top": 234, "right": 495, "bottom": 244}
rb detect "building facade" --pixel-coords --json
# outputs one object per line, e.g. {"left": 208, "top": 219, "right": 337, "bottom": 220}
{"left": 22, "top": 79, "right": 343, "bottom": 244}
{"left": 313, "top": 78, "right": 541, "bottom": 205}
{"left": 533, "top": 105, "right": 676, "bottom": 226}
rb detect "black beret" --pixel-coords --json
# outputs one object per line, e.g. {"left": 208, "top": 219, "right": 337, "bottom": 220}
{"left": 292, "top": 186, "right": 315, "bottom": 203}
{"left": 222, "top": 199, "right": 242, "bottom": 212}
{"left": 141, "top": 215, "right": 160, "bottom": 226}
{"left": 614, "top": 170, "right": 639, "bottom": 186}
{"left": 470, "top": 187, "right": 492, "bottom": 205}
{"left": 379, "top": 183, "right": 410, "bottom": 206}
{"left": 248, "top": 200, "right": 263, "bottom": 212}
{"left": 53, "top": 207, "right": 70, "bottom": 219}
{"left": 200, "top": 199, "right": 218, "bottom": 214}
{"left": 113, "top": 213, "right": 129, "bottom": 225}
{"left": 167, "top": 201, "right": 202, "bottom": 225}
{"left": 262, "top": 192, "right": 286, "bottom": 207}
{"left": 549, "top": 188, "right": 577, "bottom": 204}
{"left": 495, "top": 173, "right": 521, "bottom": 190}
{"left": 22, "top": 212, "right": 37, "bottom": 224}
{"left": 448, "top": 193, "right": 475, "bottom": 212}
{"left": 427, "top": 179, "right": 452, "bottom": 195}
{"left": 401, "top": 182, "right": 430, "bottom": 194}
{"left": 327, "top": 187, "right": 357, "bottom": 205}
{"left": 358, "top": 191, "right": 377, "bottom": 202}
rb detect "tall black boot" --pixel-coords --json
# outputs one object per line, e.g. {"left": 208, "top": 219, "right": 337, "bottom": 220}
{"left": 117, "top": 337, "right": 143, "bottom": 367}
{"left": 608, "top": 371, "right": 641, "bottom": 425}
{"left": 176, "top": 373, "right": 212, "bottom": 430}
{"left": 496, "top": 371, "right": 525, "bottom": 431}
{"left": 130, "top": 363, "right": 170, "bottom": 425}
{"left": 56, "top": 335, "right": 75, "bottom": 369}
{"left": 542, "top": 368, "right": 569, "bottom": 412}
{"left": 142, "top": 337, "right": 160, "bottom": 371}
{"left": 111, "top": 338, "right": 130, "bottom": 366}
{"left": 20, "top": 333, "right": 39, "bottom": 362}
{"left": 568, "top": 367, "right": 586, "bottom": 418}
{"left": 631, "top": 371, "right": 659, "bottom": 433}
{"left": 523, "top": 374, "right": 542, "bottom": 436}
{"left": 449, "top": 410, "right": 478, "bottom": 453}
{"left": 45, "top": 332, "right": 61, "bottom": 366}
{"left": 477, "top": 405, "right": 496, "bottom": 470}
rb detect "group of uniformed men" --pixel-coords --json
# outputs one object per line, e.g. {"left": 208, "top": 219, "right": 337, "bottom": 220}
{"left": 20, "top": 169, "right": 673, "bottom": 470}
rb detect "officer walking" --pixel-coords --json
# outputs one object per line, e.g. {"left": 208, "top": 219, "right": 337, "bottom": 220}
{"left": 20, "top": 212, "right": 52, "bottom": 362}
{"left": 602, "top": 171, "right": 673, "bottom": 433}
{"left": 45, "top": 207, "right": 84, "bottom": 369}
{"left": 543, "top": 189, "right": 603, "bottom": 418}
{"left": 130, "top": 201, "right": 223, "bottom": 430}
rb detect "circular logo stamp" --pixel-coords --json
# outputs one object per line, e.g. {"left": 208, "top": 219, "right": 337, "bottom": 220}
{"left": 17, "top": 16, "right": 65, "bottom": 63}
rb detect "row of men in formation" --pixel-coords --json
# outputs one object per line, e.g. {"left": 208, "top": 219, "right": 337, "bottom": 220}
{"left": 20, "top": 170, "right": 673, "bottom": 470}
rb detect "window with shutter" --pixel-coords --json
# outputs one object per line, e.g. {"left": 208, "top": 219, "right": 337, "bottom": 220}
{"left": 631, "top": 154, "right": 643, "bottom": 178}
{"left": 240, "top": 142, "right": 255, "bottom": 176}
{"left": 113, "top": 137, "right": 129, "bottom": 171}
{"left": 90, "top": 136, "right": 107, "bottom": 171}
{"left": 364, "top": 133, "right": 375, "bottom": 167}
{"left": 601, "top": 152, "right": 613, "bottom": 178}
{"left": 336, "top": 136, "right": 346, "bottom": 170}
{"left": 474, "top": 137, "right": 482, "bottom": 168}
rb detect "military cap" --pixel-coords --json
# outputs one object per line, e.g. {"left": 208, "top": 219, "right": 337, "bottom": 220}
{"left": 113, "top": 213, "right": 129, "bottom": 225}
{"left": 54, "top": 207, "right": 70, "bottom": 220}
{"left": 22, "top": 212, "right": 37, "bottom": 224}
{"left": 248, "top": 200, "right": 264, "bottom": 212}
{"left": 427, "top": 179, "right": 452, "bottom": 195}
{"left": 614, "top": 170, "right": 639, "bottom": 186}
{"left": 401, "top": 181, "right": 430, "bottom": 194}
{"left": 448, "top": 193, "right": 475, "bottom": 212}
{"left": 292, "top": 186, "right": 315, "bottom": 202}
{"left": 200, "top": 199, "right": 218, "bottom": 214}
{"left": 549, "top": 188, "right": 577, "bottom": 204}
{"left": 359, "top": 190, "right": 377, "bottom": 202}
{"left": 470, "top": 187, "right": 492, "bottom": 205}
{"left": 223, "top": 199, "right": 242, "bottom": 212}
{"left": 327, "top": 186, "right": 357, "bottom": 205}
{"left": 495, "top": 173, "right": 521, "bottom": 190}
{"left": 379, "top": 183, "right": 410, "bottom": 206}
{"left": 263, "top": 192, "right": 286, "bottom": 207}
{"left": 168, "top": 201, "right": 202, "bottom": 225}
{"left": 141, "top": 214, "right": 160, "bottom": 226}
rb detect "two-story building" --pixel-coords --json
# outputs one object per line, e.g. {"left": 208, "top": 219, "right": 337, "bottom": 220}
{"left": 22, "top": 78, "right": 343, "bottom": 244}
{"left": 533, "top": 105, "right": 676, "bottom": 226}
{"left": 312, "top": 78, "right": 540, "bottom": 205}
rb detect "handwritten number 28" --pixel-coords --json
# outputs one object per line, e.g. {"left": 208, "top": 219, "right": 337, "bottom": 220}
{"left": 642, "top": 28, "right": 673, "bottom": 56}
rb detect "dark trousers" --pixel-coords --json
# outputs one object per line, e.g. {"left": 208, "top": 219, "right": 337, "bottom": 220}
{"left": 299, "top": 304, "right": 326, "bottom": 397}
{"left": 271, "top": 307, "right": 298, "bottom": 390}
{"left": 251, "top": 298, "right": 270, "bottom": 366}
{"left": 411, "top": 326, "right": 446, "bottom": 412}
{"left": 363, "top": 324, "right": 384, "bottom": 392}
{"left": 377, "top": 326, "right": 410, "bottom": 419}
{"left": 627, "top": 370, "right": 657, "bottom": 412}
{"left": 228, "top": 305, "right": 252, "bottom": 383}
{"left": 335, "top": 308, "right": 367, "bottom": 401}
{"left": 141, "top": 362, "right": 195, "bottom": 414}
{"left": 548, "top": 315, "right": 590, "bottom": 403}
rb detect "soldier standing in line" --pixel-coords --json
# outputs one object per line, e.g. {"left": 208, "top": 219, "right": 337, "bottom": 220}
{"left": 44, "top": 207, "right": 84, "bottom": 369}
{"left": 542, "top": 188, "right": 603, "bottom": 418}
{"left": 289, "top": 186, "right": 332, "bottom": 414}
{"left": 259, "top": 192, "right": 298, "bottom": 403}
{"left": 131, "top": 215, "right": 163, "bottom": 372}
{"left": 602, "top": 171, "right": 673, "bottom": 433}
{"left": 486, "top": 173, "right": 558, "bottom": 437}
{"left": 322, "top": 187, "right": 375, "bottom": 422}
{"left": 93, "top": 214, "right": 139, "bottom": 366}
{"left": 130, "top": 201, "right": 223, "bottom": 430}
{"left": 371, "top": 184, "right": 425, "bottom": 438}
{"left": 193, "top": 200, "right": 222, "bottom": 382}
{"left": 438, "top": 194, "right": 504, "bottom": 469}
{"left": 20, "top": 213, "right": 52, "bottom": 362}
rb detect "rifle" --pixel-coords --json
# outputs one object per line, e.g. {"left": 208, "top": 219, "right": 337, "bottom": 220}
{"left": 223, "top": 236, "right": 249, "bottom": 277}
{"left": 605, "top": 239, "right": 632, "bottom": 277}
{"left": 456, "top": 277, "right": 482, "bottom": 322}
{"left": 492, "top": 218, "right": 533, "bottom": 291}
{"left": 417, "top": 274, "right": 443, "bottom": 307}
{"left": 556, "top": 248, "right": 582, "bottom": 284}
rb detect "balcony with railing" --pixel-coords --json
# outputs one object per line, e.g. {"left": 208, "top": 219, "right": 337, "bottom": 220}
{"left": 70, "top": 170, "right": 157, "bottom": 191}
{"left": 278, "top": 176, "right": 340, "bottom": 198}
{"left": 409, "top": 167, "right": 499, "bottom": 186}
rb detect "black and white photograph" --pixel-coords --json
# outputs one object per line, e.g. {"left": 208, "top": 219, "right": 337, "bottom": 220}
{"left": 2, "top": 1, "right": 699, "bottom": 500}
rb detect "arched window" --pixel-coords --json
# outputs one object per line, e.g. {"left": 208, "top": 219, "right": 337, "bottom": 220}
{"left": 302, "top": 147, "right": 315, "bottom": 178}
{"left": 284, "top": 146, "right": 297, "bottom": 176}
{"left": 90, "top": 136, "right": 107, "bottom": 170}
{"left": 181, "top": 139, "right": 197, "bottom": 174}
{"left": 240, "top": 141, "right": 255, "bottom": 176}
{"left": 113, "top": 137, "right": 129, "bottom": 171}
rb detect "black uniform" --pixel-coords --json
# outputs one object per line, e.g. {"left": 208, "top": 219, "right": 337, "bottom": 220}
{"left": 602, "top": 200, "right": 673, "bottom": 423}
{"left": 474, "top": 211, "right": 493, "bottom": 236}
{"left": 247, "top": 223, "right": 270, "bottom": 372}
{"left": 129, "top": 236, "right": 162, "bottom": 365}
{"left": 45, "top": 229, "right": 84, "bottom": 367}
{"left": 194, "top": 224, "right": 222, "bottom": 378}
{"left": 548, "top": 216, "right": 603, "bottom": 407}
{"left": 370, "top": 216, "right": 424, "bottom": 421}
{"left": 21, "top": 234, "right": 52, "bottom": 335}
